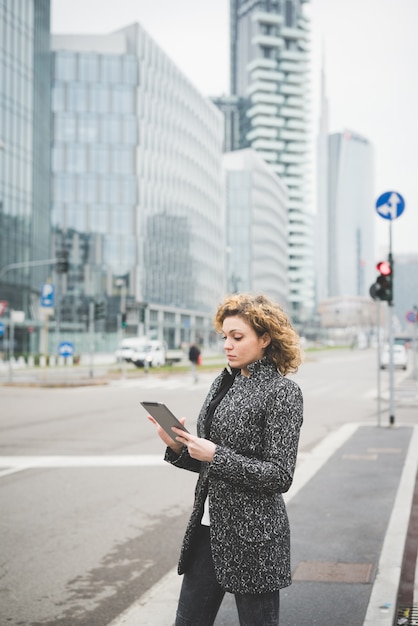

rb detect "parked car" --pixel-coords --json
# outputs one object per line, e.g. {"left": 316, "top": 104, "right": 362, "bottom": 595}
{"left": 115, "top": 338, "right": 150, "bottom": 362}
{"left": 380, "top": 344, "right": 408, "bottom": 370}
{"left": 130, "top": 340, "right": 166, "bottom": 368}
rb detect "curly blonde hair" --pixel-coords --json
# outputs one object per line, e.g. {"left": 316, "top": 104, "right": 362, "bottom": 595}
{"left": 214, "top": 293, "right": 302, "bottom": 375}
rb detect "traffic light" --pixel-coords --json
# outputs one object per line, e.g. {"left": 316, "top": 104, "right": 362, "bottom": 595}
{"left": 121, "top": 312, "right": 127, "bottom": 328}
{"left": 369, "top": 258, "right": 393, "bottom": 304}
{"left": 56, "top": 250, "right": 69, "bottom": 274}
{"left": 94, "top": 300, "right": 106, "bottom": 320}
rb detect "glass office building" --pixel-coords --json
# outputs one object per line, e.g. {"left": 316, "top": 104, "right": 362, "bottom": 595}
{"left": 223, "top": 148, "right": 289, "bottom": 308}
{"left": 51, "top": 24, "right": 225, "bottom": 349}
{"left": 0, "top": 0, "right": 51, "bottom": 353}
{"left": 229, "top": 0, "right": 314, "bottom": 322}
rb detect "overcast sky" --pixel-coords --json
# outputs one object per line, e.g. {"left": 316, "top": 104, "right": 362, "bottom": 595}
{"left": 51, "top": 0, "right": 418, "bottom": 256}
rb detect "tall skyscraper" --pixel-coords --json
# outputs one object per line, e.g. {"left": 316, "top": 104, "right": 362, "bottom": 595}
{"left": 0, "top": 0, "right": 51, "bottom": 353}
{"left": 229, "top": 0, "right": 314, "bottom": 322}
{"left": 317, "top": 130, "right": 375, "bottom": 300}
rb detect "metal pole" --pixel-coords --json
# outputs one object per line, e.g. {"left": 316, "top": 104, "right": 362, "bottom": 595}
{"left": 388, "top": 223, "right": 395, "bottom": 425}
{"left": 413, "top": 305, "right": 418, "bottom": 381}
{"left": 8, "top": 310, "right": 14, "bottom": 383}
{"left": 376, "top": 301, "right": 381, "bottom": 427}
{"left": 89, "top": 300, "right": 94, "bottom": 379}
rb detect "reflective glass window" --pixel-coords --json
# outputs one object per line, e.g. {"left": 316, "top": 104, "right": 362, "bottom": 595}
{"left": 90, "top": 205, "right": 109, "bottom": 234}
{"left": 55, "top": 113, "right": 76, "bottom": 142}
{"left": 67, "top": 204, "right": 86, "bottom": 232}
{"left": 123, "top": 56, "right": 138, "bottom": 84}
{"left": 101, "top": 176, "right": 120, "bottom": 203}
{"left": 78, "top": 114, "right": 99, "bottom": 143}
{"left": 54, "top": 174, "right": 75, "bottom": 202}
{"left": 111, "top": 206, "right": 131, "bottom": 233}
{"left": 51, "top": 82, "right": 65, "bottom": 112}
{"left": 67, "top": 145, "right": 86, "bottom": 173}
{"left": 90, "top": 145, "right": 109, "bottom": 173}
{"left": 101, "top": 115, "right": 121, "bottom": 143}
{"left": 111, "top": 147, "right": 134, "bottom": 174}
{"left": 101, "top": 55, "right": 122, "bottom": 83}
{"left": 90, "top": 84, "right": 110, "bottom": 113}
{"left": 67, "top": 83, "right": 88, "bottom": 112}
{"left": 122, "top": 116, "right": 137, "bottom": 144}
{"left": 78, "top": 53, "right": 98, "bottom": 82}
{"left": 121, "top": 176, "right": 137, "bottom": 204}
{"left": 78, "top": 176, "right": 97, "bottom": 203}
{"left": 111, "top": 85, "right": 134, "bottom": 113}
{"left": 55, "top": 51, "right": 76, "bottom": 81}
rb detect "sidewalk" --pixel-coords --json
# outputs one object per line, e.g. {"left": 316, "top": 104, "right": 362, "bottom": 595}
{"left": 108, "top": 417, "right": 418, "bottom": 626}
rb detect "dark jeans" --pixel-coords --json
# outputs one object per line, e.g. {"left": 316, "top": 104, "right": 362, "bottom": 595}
{"left": 175, "top": 526, "right": 280, "bottom": 626}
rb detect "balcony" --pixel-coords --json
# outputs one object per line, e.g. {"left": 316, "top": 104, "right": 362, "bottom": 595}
{"left": 247, "top": 58, "right": 276, "bottom": 73}
{"left": 278, "top": 61, "right": 307, "bottom": 74}
{"left": 279, "top": 153, "right": 306, "bottom": 165}
{"left": 252, "top": 34, "right": 284, "bottom": 48}
{"left": 251, "top": 114, "right": 285, "bottom": 128}
{"left": 281, "top": 27, "right": 306, "bottom": 40}
{"left": 251, "top": 92, "right": 285, "bottom": 106}
{"left": 280, "top": 129, "right": 306, "bottom": 141}
{"left": 246, "top": 126, "right": 277, "bottom": 141}
{"left": 250, "top": 69, "right": 284, "bottom": 82}
{"left": 247, "top": 80, "right": 277, "bottom": 96}
{"left": 247, "top": 103, "right": 278, "bottom": 118}
{"left": 279, "top": 83, "right": 304, "bottom": 96}
{"left": 251, "top": 138, "right": 285, "bottom": 151}
{"left": 252, "top": 11, "right": 283, "bottom": 26}
{"left": 280, "top": 106, "right": 306, "bottom": 119}
{"left": 279, "top": 49, "right": 308, "bottom": 62}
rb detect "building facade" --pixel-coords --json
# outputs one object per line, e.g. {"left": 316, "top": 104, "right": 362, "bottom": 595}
{"left": 316, "top": 130, "right": 375, "bottom": 301}
{"left": 229, "top": 0, "right": 314, "bottom": 322}
{"left": 223, "top": 148, "right": 289, "bottom": 308}
{"left": 0, "top": 0, "right": 51, "bottom": 353}
{"left": 51, "top": 24, "right": 225, "bottom": 350}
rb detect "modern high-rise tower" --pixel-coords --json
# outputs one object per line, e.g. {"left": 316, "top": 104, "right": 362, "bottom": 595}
{"left": 229, "top": 0, "right": 314, "bottom": 322}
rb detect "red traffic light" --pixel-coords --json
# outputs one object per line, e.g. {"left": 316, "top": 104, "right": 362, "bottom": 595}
{"left": 376, "top": 261, "right": 391, "bottom": 275}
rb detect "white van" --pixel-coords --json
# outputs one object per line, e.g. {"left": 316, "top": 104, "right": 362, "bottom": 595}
{"left": 131, "top": 340, "right": 166, "bottom": 368}
{"left": 115, "top": 338, "right": 166, "bottom": 368}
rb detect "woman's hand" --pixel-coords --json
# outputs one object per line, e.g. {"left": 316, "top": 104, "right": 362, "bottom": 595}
{"left": 172, "top": 427, "right": 216, "bottom": 462}
{"left": 147, "top": 415, "right": 186, "bottom": 455}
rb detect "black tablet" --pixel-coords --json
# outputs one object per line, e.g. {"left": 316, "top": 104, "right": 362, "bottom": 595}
{"left": 141, "top": 401, "right": 189, "bottom": 442}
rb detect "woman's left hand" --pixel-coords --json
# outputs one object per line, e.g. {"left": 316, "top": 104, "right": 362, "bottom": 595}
{"left": 172, "top": 428, "right": 216, "bottom": 462}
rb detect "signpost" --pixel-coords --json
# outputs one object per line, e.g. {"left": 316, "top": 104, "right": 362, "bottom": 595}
{"left": 58, "top": 341, "right": 75, "bottom": 358}
{"left": 375, "top": 191, "right": 406, "bottom": 425}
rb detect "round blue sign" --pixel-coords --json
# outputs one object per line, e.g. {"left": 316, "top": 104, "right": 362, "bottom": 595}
{"left": 376, "top": 191, "right": 405, "bottom": 221}
{"left": 406, "top": 311, "right": 417, "bottom": 324}
{"left": 58, "top": 341, "right": 75, "bottom": 357}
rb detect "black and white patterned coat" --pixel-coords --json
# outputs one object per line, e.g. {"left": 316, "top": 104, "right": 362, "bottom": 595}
{"left": 165, "top": 358, "right": 303, "bottom": 594}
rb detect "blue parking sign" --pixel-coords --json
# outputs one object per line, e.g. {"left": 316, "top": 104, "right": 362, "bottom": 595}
{"left": 40, "top": 283, "right": 55, "bottom": 308}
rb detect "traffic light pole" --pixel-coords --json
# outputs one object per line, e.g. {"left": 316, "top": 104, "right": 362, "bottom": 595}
{"left": 388, "top": 225, "right": 395, "bottom": 425}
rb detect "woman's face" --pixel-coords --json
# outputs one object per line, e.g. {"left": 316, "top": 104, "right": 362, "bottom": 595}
{"left": 222, "top": 315, "right": 270, "bottom": 376}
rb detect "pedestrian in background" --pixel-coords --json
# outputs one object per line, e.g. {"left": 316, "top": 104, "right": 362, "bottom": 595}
{"left": 148, "top": 293, "right": 303, "bottom": 626}
{"left": 188, "top": 342, "right": 201, "bottom": 383}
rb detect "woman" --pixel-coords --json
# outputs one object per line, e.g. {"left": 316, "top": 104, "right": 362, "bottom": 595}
{"left": 148, "top": 293, "right": 303, "bottom": 626}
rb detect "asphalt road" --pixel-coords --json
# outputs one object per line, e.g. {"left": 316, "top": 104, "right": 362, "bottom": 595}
{"left": 0, "top": 348, "right": 413, "bottom": 625}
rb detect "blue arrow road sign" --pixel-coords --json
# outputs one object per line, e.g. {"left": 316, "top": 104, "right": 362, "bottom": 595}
{"left": 376, "top": 191, "right": 405, "bottom": 220}
{"left": 58, "top": 341, "right": 75, "bottom": 357}
{"left": 40, "top": 283, "right": 55, "bottom": 307}
{"left": 0, "top": 321, "right": 4, "bottom": 337}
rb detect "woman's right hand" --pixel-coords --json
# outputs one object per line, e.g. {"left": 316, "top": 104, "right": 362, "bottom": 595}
{"left": 147, "top": 415, "right": 186, "bottom": 455}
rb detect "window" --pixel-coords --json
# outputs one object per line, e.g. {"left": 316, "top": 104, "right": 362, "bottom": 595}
{"left": 111, "top": 85, "right": 134, "bottom": 113}
{"left": 123, "top": 56, "right": 138, "bottom": 84}
{"left": 67, "top": 83, "right": 88, "bottom": 112}
{"left": 101, "top": 115, "right": 121, "bottom": 143}
{"left": 55, "top": 113, "right": 76, "bottom": 142}
{"left": 78, "top": 175, "right": 98, "bottom": 203}
{"left": 90, "top": 84, "right": 110, "bottom": 113}
{"left": 78, "top": 53, "right": 98, "bottom": 82}
{"left": 51, "top": 82, "right": 65, "bottom": 112}
{"left": 111, "top": 147, "right": 134, "bottom": 174}
{"left": 78, "top": 114, "right": 99, "bottom": 143}
{"left": 55, "top": 51, "right": 76, "bottom": 81}
{"left": 122, "top": 116, "right": 137, "bottom": 144}
{"left": 90, "top": 145, "right": 109, "bottom": 173}
{"left": 101, "top": 55, "right": 121, "bottom": 83}
{"left": 67, "top": 145, "right": 86, "bottom": 173}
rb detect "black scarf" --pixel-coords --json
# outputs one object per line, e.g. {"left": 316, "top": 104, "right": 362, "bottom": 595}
{"left": 204, "top": 368, "right": 239, "bottom": 439}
